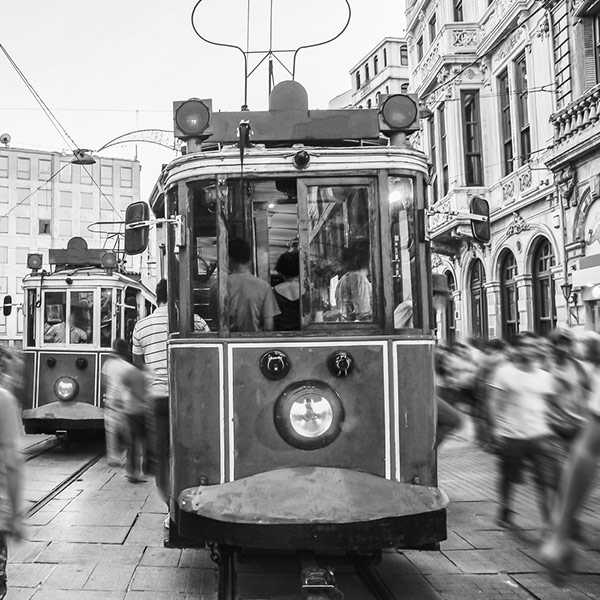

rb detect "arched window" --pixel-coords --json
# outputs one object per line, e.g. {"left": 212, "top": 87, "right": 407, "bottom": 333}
{"left": 532, "top": 238, "right": 556, "bottom": 336}
{"left": 401, "top": 83, "right": 409, "bottom": 93}
{"left": 383, "top": 47, "right": 388, "bottom": 67}
{"left": 470, "top": 259, "right": 488, "bottom": 340}
{"left": 500, "top": 251, "right": 518, "bottom": 339}
{"left": 356, "top": 72, "right": 361, "bottom": 90}
{"left": 374, "top": 55, "right": 379, "bottom": 75}
{"left": 445, "top": 271, "right": 456, "bottom": 342}
{"left": 367, "top": 99, "right": 372, "bottom": 109}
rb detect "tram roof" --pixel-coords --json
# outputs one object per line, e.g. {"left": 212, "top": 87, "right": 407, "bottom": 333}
{"left": 149, "top": 144, "right": 429, "bottom": 213}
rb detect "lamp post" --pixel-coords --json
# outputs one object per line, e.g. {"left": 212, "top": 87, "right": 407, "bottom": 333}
{"left": 561, "top": 281, "right": 573, "bottom": 327}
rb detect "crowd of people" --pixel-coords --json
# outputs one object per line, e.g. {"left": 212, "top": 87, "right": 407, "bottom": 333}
{"left": 435, "top": 329, "right": 600, "bottom": 580}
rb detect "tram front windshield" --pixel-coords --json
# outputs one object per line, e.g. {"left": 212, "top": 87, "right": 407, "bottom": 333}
{"left": 187, "top": 176, "right": 419, "bottom": 333}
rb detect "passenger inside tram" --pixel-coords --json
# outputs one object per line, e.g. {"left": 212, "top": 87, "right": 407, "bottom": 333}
{"left": 272, "top": 250, "right": 300, "bottom": 331}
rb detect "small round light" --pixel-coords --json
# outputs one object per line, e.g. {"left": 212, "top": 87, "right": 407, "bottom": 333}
{"left": 47, "top": 357, "right": 56, "bottom": 368}
{"left": 175, "top": 99, "right": 211, "bottom": 136}
{"left": 292, "top": 150, "right": 310, "bottom": 170}
{"left": 54, "top": 376, "right": 79, "bottom": 401}
{"left": 327, "top": 351, "right": 354, "bottom": 377}
{"left": 27, "top": 253, "right": 42, "bottom": 270}
{"left": 101, "top": 252, "right": 117, "bottom": 269}
{"left": 274, "top": 380, "right": 344, "bottom": 450}
{"left": 381, "top": 95, "right": 418, "bottom": 129}
{"left": 75, "top": 358, "right": 88, "bottom": 370}
{"left": 260, "top": 350, "right": 291, "bottom": 380}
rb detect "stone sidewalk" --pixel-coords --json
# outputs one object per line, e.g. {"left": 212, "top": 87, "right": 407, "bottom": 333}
{"left": 4, "top": 424, "right": 600, "bottom": 599}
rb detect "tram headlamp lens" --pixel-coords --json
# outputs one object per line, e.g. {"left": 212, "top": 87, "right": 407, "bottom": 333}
{"left": 55, "top": 377, "right": 79, "bottom": 401}
{"left": 381, "top": 95, "right": 418, "bottom": 129}
{"left": 289, "top": 396, "right": 333, "bottom": 438}
{"left": 175, "top": 99, "right": 211, "bottom": 137}
{"left": 274, "top": 380, "right": 344, "bottom": 450}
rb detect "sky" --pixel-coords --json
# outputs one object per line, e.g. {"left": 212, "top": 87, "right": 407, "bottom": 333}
{"left": 1, "top": 0, "right": 406, "bottom": 199}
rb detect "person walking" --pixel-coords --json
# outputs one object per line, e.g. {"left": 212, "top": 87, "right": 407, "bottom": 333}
{"left": 0, "top": 348, "right": 24, "bottom": 600}
{"left": 132, "top": 280, "right": 209, "bottom": 507}
{"left": 488, "top": 332, "right": 560, "bottom": 528}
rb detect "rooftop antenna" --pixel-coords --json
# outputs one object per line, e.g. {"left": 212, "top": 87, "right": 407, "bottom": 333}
{"left": 190, "top": 0, "right": 351, "bottom": 110}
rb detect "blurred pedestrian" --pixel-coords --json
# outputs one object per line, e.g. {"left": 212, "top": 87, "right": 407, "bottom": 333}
{"left": 488, "top": 332, "right": 560, "bottom": 528}
{"left": 102, "top": 345, "right": 126, "bottom": 467}
{"left": 0, "top": 348, "right": 25, "bottom": 600}
{"left": 104, "top": 339, "right": 147, "bottom": 483}
{"left": 435, "top": 347, "right": 463, "bottom": 447}
{"left": 540, "top": 331, "right": 600, "bottom": 578}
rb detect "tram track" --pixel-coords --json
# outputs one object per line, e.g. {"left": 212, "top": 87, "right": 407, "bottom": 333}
{"left": 26, "top": 451, "right": 104, "bottom": 517}
{"left": 216, "top": 548, "right": 404, "bottom": 600}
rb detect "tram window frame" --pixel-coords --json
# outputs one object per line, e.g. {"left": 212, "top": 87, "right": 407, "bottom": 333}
{"left": 26, "top": 289, "right": 37, "bottom": 347}
{"left": 298, "top": 177, "right": 382, "bottom": 330}
{"left": 42, "top": 289, "right": 95, "bottom": 346}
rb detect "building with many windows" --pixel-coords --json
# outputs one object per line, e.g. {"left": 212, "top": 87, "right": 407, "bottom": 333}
{"left": 544, "top": 0, "right": 600, "bottom": 334}
{"left": 329, "top": 37, "right": 411, "bottom": 110}
{"left": 406, "top": 0, "right": 565, "bottom": 340}
{"left": 0, "top": 145, "right": 141, "bottom": 345}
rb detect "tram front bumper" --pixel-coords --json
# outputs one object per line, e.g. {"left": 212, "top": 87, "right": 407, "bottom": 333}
{"left": 178, "top": 466, "right": 448, "bottom": 552}
{"left": 23, "top": 402, "right": 104, "bottom": 431}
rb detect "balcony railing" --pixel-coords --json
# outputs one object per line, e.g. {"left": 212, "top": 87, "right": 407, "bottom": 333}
{"left": 551, "top": 83, "right": 600, "bottom": 145}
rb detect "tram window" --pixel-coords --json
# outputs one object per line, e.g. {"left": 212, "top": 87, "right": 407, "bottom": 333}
{"left": 389, "top": 177, "right": 418, "bottom": 329}
{"left": 100, "top": 288, "right": 113, "bottom": 348}
{"left": 303, "top": 184, "right": 374, "bottom": 325}
{"left": 124, "top": 289, "right": 139, "bottom": 344}
{"left": 115, "top": 289, "right": 123, "bottom": 340}
{"left": 26, "top": 289, "right": 36, "bottom": 347}
{"left": 70, "top": 291, "right": 94, "bottom": 344}
{"left": 43, "top": 292, "right": 66, "bottom": 344}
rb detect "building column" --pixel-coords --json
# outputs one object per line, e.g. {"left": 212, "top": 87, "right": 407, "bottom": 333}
{"left": 484, "top": 282, "right": 502, "bottom": 339}
{"left": 515, "top": 274, "right": 533, "bottom": 332}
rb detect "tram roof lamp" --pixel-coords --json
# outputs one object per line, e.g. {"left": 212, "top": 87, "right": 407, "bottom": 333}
{"left": 379, "top": 94, "right": 420, "bottom": 134}
{"left": 27, "top": 253, "right": 43, "bottom": 272}
{"left": 292, "top": 150, "right": 311, "bottom": 170}
{"left": 173, "top": 98, "right": 212, "bottom": 141}
{"left": 101, "top": 252, "right": 117, "bottom": 271}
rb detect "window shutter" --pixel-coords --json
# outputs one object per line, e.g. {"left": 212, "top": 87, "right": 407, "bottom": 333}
{"left": 582, "top": 19, "right": 598, "bottom": 90}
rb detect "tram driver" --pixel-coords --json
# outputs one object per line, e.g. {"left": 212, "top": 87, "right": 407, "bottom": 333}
{"left": 44, "top": 313, "right": 88, "bottom": 344}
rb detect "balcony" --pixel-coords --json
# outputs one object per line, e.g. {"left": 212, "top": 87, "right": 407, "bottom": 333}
{"left": 412, "top": 24, "right": 479, "bottom": 94}
{"left": 479, "top": 0, "right": 537, "bottom": 54}
{"left": 547, "top": 83, "right": 600, "bottom": 170}
{"left": 427, "top": 191, "right": 482, "bottom": 253}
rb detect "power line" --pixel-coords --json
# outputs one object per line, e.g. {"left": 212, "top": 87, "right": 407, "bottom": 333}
{"left": 0, "top": 43, "right": 79, "bottom": 151}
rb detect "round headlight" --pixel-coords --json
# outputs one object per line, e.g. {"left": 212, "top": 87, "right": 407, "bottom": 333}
{"left": 55, "top": 376, "right": 79, "bottom": 401}
{"left": 274, "top": 380, "right": 344, "bottom": 450}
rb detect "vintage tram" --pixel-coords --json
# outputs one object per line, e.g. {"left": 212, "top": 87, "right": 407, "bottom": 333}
{"left": 11, "top": 236, "right": 155, "bottom": 436}
{"left": 127, "top": 81, "right": 448, "bottom": 555}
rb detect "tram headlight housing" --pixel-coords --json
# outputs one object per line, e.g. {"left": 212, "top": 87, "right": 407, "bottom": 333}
{"left": 378, "top": 94, "right": 420, "bottom": 134}
{"left": 54, "top": 376, "right": 79, "bottom": 401}
{"left": 173, "top": 99, "right": 213, "bottom": 141}
{"left": 274, "top": 380, "right": 344, "bottom": 450}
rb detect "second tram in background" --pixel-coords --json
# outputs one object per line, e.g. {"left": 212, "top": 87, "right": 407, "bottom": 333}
{"left": 127, "top": 80, "right": 451, "bottom": 567}
{"left": 6, "top": 236, "right": 155, "bottom": 437}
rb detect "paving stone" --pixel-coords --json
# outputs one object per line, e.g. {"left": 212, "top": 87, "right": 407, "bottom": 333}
{"left": 441, "top": 530, "right": 475, "bottom": 550}
{"left": 125, "top": 513, "right": 167, "bottom": 546}
{"left": 141, "top": 489, "right": 168, "bottom": 513}
{"left": 48, "top": 507, "right": 139, "bottom": 527}
{"left": 140, "top": 547, "right": 182, "bottom": 567}
{"left": 42, "top": 564, "right": 94, "bottom": 589}
{"left": 442, "top": 548, "right": 545, "bottom": 574}
{"left": 511, "top": 573, "right": 596, "bottom": 599}
{"left": 35, "top": 541, "right": 146, "bottom": 565}
{"left": 31, "top": 524, "right": 130, "bottom": 544}
{"left": 124, "top": 593, "right": 208, "bottom": 600}
{"left": 455, "top": 528, "right": 534, "bottom": 550}
{"left": 24, "top": 509, "right": 60, "bottom": 527}
{"left": 31, "top": 590, "right": 125, "bottom": 600}
{"left": 520, "top": 547, "right": 600, "bottom": 574}
{"left": 84, "top": 564, "right": 137, "bottom": 591}
{"left": 3, "top": 587, "right": 37, "bottom": 600}
{"left": 7, "top": 540, "right": 49, "bottom": 563}
{"left": 178, "top": 549, "right": 213, "bottom": 569}
{"left": 5, "top": 563, "right": 55, "bottom": 588}
{"left": 426, "top": 573, "right": 535, "bottom": 599}
{"left": 401, "top": 550, "right": 463, "bottom": 575}
{"left": 129, "top": 565, "right": 205, "bottom": 594}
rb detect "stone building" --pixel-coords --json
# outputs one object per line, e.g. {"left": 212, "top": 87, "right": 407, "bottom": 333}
{"left": 544, "top": 0, "right": 600, "bottom": 333}
{"left": 406, "top": 0, "right": 565, "bottom": 340}
{"left": 329, "top": 37, "right": 411, "bottom": 110}
{"left": 0, "top": 144, "right": 141, "bottom": 345}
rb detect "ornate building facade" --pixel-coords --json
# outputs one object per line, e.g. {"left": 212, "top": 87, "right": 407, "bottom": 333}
{"left": 407, "top": 0, "right": 568, "bottom": 340}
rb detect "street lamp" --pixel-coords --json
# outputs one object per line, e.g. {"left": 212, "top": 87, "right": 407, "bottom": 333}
{"left": 560, "top": 281, "right": 579, "bottom": 325}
